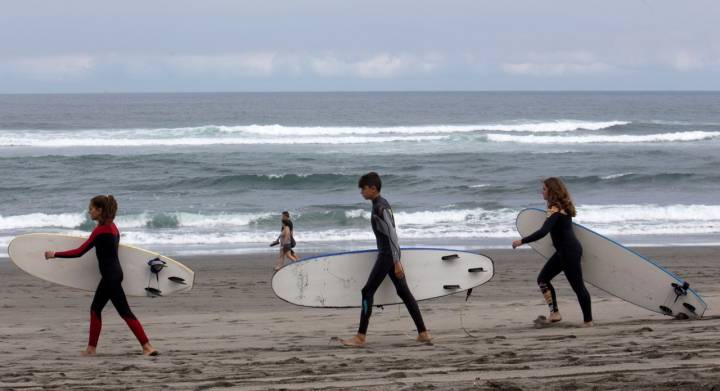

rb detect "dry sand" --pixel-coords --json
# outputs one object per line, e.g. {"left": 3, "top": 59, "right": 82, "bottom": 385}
{"left": 1, "top": 247, "right": 719, "bottom": 390}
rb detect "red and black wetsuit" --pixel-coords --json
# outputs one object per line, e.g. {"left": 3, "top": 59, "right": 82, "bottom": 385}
{"left": 55, "top": 223, "right": 149, "bottom": 347}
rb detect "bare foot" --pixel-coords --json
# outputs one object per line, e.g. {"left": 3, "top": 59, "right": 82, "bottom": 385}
{"left": 581, "top": 321, "right": 594, "bottom": 328}
{"left": 417, "top": 331, "right": 433, "bottom": 344}
{"left": 81, "top": 346, "right": 97, "bottom": 356}
{"left": 340, "top": 334, "right": 366, "bottom": 347}
{"left": 548, "top": 311, "right": 562, "bottom": 322}
{"left": 142, "top": 342, "right": 159, "bottom": 356}
{"left": 273, "top": 265, "right": 281, "bottom": 272}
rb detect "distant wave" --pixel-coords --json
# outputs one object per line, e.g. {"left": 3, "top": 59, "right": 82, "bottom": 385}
{"left": 0, "top": 135, "right": 447, "bottom": 147}
{"left": 0, "top": 120, "right": 629, "bottom": 148}
{"left": 566, "top": 172, "right": 697, "bottom": 185}
{"left": 164, "top": 173, "right": 361, "bottom": 189}
{"left": 216, "top": 120, "right": 629, "bottom": 135}
{"left": 486, "top": 131, "right": 720, "bottom": 144}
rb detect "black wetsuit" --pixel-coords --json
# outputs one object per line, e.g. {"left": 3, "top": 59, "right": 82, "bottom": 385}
{"left": 521, "top": 211, "right": 592, "bottom": 322}
{"left": 357, "top": 196, "right": 426, "bottom": 335}
{"left": 55, "top": 223, "right": 149, "bottom": 347}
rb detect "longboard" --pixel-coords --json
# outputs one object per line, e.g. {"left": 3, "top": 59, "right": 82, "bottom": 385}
{"left": 272, "top": 248, "right": 494, "bottom": 307}
{"left": 516, "top": 208, "right": 707, "bottom": 319}
{"left": 9, "top": 233, "right": 194, "bottom": 297}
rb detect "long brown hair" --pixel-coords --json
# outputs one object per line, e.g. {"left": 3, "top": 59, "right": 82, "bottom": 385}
{"left": 90, "top": 195, "right": 118, "bottom": 225}
{"left": 544, "top": 177, "right": 576, "bottom": 217}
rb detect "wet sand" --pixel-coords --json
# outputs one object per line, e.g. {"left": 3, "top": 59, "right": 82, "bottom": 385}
{"left": 1, "top": 246, "right": 719, "bottom": 390}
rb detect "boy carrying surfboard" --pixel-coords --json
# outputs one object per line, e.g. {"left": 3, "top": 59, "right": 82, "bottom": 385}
{"left": 340, "top": 172, "right": 432, "bottom": 347}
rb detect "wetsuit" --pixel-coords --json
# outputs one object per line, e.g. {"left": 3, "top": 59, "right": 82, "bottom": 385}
{"left": 55, "top": 223, "right": 149, "bottom": 347}
{"left": 357, "top": 196, "right": 426, "bottom": 334}
{"left": 521, "top": 210, "right": 592, "bottom": 322}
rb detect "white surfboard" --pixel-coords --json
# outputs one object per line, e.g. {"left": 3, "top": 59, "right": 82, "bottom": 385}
{"left": 516, "top": 208, "right": 707, "bottom": 319}
{"left": 272, "top": 248, "right": 494, "bottom": 307}
{"left": 8, "top": 233, "right": 195, "bottom": 297}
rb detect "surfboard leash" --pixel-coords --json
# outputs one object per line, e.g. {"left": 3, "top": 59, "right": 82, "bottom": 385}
{"left": 460, "top": 288, "right": 480, "bottom": 339}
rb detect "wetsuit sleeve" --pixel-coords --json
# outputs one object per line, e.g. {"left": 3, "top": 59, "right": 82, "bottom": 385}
{"left": 54, "top": 229, "right": 98, "bottom": 258}
{"left": 376, "top": 207, "right": 402, "bottom": 262}
{"left": 521, "top": 212, "right": 560, "bottom": 244}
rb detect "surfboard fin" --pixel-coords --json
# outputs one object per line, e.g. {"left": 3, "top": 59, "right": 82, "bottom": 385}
{"left": 683, "top": 302, "right": 696, "bottom": 314}
{"left": 671, "top": 282, "right": 689, "bottom": 303}
{"left": 145, "top": 287, "right": 163, "bottom": 297}
{"left": 168, "top": 276, "right": 187, "bottom": 284}
{"left": 659, "top": 305, "right": 673, "bottom": 316}
{"left": 465, "top": 288, "right": 473, "bottom": 302}
{"left": 441, "top": 254, "right": 459, "bottom": 261}
{"left": 468, "top": 267, "right": 484, "bottom": 272}
{"left": 443, "top": 284, "right": 461, "bottom": 289}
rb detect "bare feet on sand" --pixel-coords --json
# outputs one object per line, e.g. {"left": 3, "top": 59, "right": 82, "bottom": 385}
{"left": 548, "top": 311, "right": 562, "bottom": 322}
{"left": 340, "top": 334, "right": 366, "bottom": 347}
{"left": 142, "top": 343, "right": 159, "bottom": 356}
{"left": 417, "top": 331, "right": 433, "bottom": 344}
{"left": 81, "top": 346, "right": 97, "bottom": 356}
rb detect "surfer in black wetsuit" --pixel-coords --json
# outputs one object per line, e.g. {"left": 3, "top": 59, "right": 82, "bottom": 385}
{"left": 45, "top": 195, "right": 158, "bottom": 356}
{"left": 512, "top": 178, "right": 593, "bottom": 327}
{"left": 340, "top": 172, "right": 432, "bottom": 347}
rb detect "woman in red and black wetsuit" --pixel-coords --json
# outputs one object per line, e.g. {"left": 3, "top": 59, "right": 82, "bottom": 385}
{"left": 45, "top": 195, "right": 158, "bottom": 356}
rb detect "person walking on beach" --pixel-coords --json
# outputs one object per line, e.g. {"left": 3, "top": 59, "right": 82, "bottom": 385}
{"left": 44, "top": 195, "right": 158, "bottom": 356}
{"left": 340, "top": 172, "right": 432, "bottom": 347}
{"left": 272, "top": 211, "right": 298, "bottom": 271}
{"left": 512, "top": 177, "right": 593, "bottom": 327}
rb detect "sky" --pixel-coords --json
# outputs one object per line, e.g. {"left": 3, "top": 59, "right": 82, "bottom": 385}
{"left": 1, "top": 0, "right": 719, "bottom": 93}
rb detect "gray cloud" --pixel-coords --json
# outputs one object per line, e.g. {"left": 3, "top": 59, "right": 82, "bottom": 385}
{"left": 1, "top": 0, "right": 718, "bottom": 92}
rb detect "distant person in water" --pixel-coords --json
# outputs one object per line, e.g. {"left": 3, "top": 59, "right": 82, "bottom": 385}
{"left": 340, "top": 172, "right": 431, "bottom": 347}
{"left": 44, "top": 195, "right": 158, "bottom": 356}
{"left": 512, "top": 177, "right": 593, "bottom": 327}
{"left": 272, "top": 211, "right": 299, "bottom": 271}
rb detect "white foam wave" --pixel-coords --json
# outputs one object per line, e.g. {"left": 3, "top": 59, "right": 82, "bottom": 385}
{"left": 4, "top": 205, "right": 720, "bottom": 250}
{"left": 0, "top": 213, "right": 85, "bottom": 230}
{"left": 0, "top": 135, "right": 447, "bottom": 147}
{"left": 600, "top": 172, "right": 634, "bottom": 180}
{"left": 487, "top": 131, "right": 720, "bottom": 144}
{"left": 217, "top": 120, "right": 628, "bottom": 136}
{"left": 578, "top": 204, "right": 720, "bottom": 224}
{"left": 0, "top": 120, "right": 629, "bottom": 149}
{"left": 0, "top": 212, "right": 276, "bottom": 230}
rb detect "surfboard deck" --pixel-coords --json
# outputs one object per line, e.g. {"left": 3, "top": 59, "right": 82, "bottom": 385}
{"left": 272, "top": 248, "right": 494, "bottom": 308}
{"left": 516, "top": 208, "right": 707, "bottom": 319}
{"left": 8, "top": 233, "right": 195, "bottom": 297}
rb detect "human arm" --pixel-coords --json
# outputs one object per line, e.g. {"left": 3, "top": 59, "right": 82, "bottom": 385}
{"left": 50, "top": 230, "right": 98, "bottom": 259}
{"left": 518, "top": 210, "right": 561, "bottom": 245}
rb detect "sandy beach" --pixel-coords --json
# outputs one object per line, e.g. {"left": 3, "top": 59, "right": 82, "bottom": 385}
{"left": 1, "top": 246, "right": 719, "bottom": 390}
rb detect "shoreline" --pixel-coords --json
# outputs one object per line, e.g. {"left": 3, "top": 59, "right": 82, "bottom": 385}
{"left": 1, "top": 246, "right": 719, "bottom": 389}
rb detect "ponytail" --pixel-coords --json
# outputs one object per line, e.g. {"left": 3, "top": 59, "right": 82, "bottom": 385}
{"left": 90, "top": 195, "right": 118, "bottom": 225}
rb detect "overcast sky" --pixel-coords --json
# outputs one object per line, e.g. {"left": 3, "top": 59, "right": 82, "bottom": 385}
{"left": 1, "top": 0, "right": 719, "bottom": 92}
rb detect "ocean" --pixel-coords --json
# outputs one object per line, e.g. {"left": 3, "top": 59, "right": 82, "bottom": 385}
{"left": 1, "top": 92, "right": 719, "bottom": 257}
